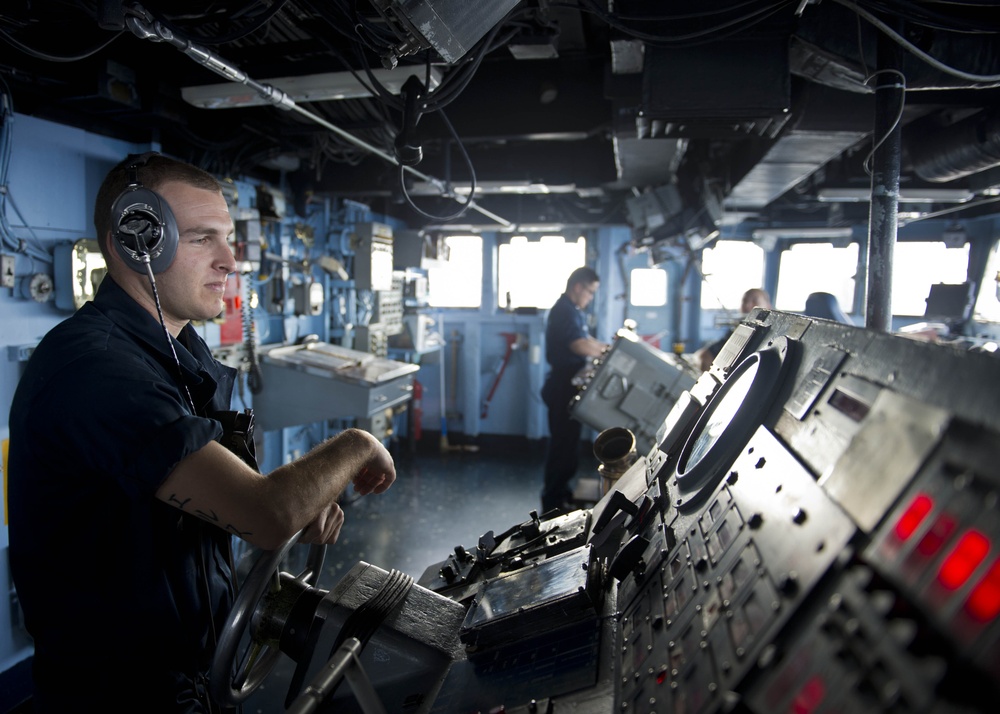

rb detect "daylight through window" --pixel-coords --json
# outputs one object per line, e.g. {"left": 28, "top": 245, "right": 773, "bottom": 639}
{"left": 427, "top": 235, "right": 483, "bottom": 308}
{"left": 700, "top": 241, "right": 766, "bottom": 310}
{"left": 498, "top": 235, "right": 586, "bottom": 309}
{"left": 775, "top": 242, "right": 859, "bottom": 313}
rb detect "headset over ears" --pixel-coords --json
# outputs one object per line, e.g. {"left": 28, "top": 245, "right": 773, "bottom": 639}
{"left": 111, "top": 152, "right": 179, "bottom": 274}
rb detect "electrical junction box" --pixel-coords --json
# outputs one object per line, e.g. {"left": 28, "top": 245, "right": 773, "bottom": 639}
{"left": 393, "top": 230, "right": 448, "bottom": 269}
{"left": 290, "top": 280, "right": 324, "bottom": 317}
{"left": 1, "top": 255, "right": 14, "bottom": 288}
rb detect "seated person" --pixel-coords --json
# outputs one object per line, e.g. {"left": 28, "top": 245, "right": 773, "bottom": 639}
{"left": 694, "top": 288, "right": 772, "bottom": 371}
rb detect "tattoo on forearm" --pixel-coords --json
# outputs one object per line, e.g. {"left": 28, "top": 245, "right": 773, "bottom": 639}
{"left": 167, "top": 494, "right": 191, "bottom": 509}
{"left": 195, "top": 508, "right": 220, "bottom": 523}
{"left": 167, "top": 493, "right": 251, "bottom": 537}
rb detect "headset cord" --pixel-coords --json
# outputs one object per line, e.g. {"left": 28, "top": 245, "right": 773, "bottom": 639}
{"left": 143, "top": 258, "right": 197, "bottom": 414}
{"left": 141, "top": 259, "right": 243, "bottom": 711}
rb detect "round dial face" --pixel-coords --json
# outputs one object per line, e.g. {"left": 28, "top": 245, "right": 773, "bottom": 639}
{"left": 673, "top": 336, "right": 791, "bottom": 513}
{"left": 682, "top": 357, "right": 760, "bottom": 474}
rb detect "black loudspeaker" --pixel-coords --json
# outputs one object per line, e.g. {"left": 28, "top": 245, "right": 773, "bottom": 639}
{"left": 111, "top": 152, "right": 178, "bottom": 274}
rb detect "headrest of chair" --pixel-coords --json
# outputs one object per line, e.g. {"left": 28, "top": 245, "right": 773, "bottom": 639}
{"left": 804, "top": 292, "right": 851, "bottom": 324}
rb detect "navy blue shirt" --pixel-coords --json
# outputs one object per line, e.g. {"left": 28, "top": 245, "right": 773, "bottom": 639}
{"left": 545, "top": 292, "right": 590, "bottom": 379}
{"left": 9, "top": 276, "right": 237, "bottom": 711}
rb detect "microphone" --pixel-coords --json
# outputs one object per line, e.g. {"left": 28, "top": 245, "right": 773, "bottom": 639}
{"left": 394, "top": 76, "right": 424, "bottom": 167}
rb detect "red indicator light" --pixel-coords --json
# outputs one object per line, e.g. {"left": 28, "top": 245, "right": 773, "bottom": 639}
{"left": 938, "top": 530, "right": 990, "bottom": 591}
{"left": 790, "top": 674, "right": 826, "bottom": 714}
{"left": 916, "top": 512, "right": 957, "bottom": 557}
{"left": 894, "top": 493, "right": 933, "bottom": 541}
{"left": 966, "top": 558, "right": 1000, "bottom": 622}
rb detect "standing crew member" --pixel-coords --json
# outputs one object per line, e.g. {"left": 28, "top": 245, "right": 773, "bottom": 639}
{"left": 540, "top": 267, "right": 609, "bottom": 513}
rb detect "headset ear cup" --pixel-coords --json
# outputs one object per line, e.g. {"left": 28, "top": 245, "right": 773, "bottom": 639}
{"left": 149, "top": 196, "right": 178, "bottom": 274}
{"left": 112, "top": 186, "right": 179, "bottom": 274}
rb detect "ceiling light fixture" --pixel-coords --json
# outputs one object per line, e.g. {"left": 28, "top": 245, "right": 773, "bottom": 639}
{"left": 407, "top": 181, "right": 579, "bottom": 196}
{"left": 752, "top": 227, "right": 854, "bottom": 240}
{"left": 181, "top": 67, "right": 442, "bottom": 109}
{"left": 817, "top": 188, "right": 974, "bottom": 203}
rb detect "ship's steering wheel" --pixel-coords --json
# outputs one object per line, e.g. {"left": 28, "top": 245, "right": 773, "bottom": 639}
{"left": 209, "top": 532, "right": 326, "bottom": 707}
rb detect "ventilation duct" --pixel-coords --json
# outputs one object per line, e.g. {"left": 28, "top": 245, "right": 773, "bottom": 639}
{"left": 909, "top": 109, "right": 1000, "bottom": 183}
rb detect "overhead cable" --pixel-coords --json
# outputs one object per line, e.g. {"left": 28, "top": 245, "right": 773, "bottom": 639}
{"left": 834, "top": 0, "right": 1000, "bottom": 83}
{"left": 122, "top": 5, "right": 512, "bottom": 228}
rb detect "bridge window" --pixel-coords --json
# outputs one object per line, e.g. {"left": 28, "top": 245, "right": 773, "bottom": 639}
{"left": 630, "top": 268, "right": 668, "bottom": 306}
{"left": 775, "top": 242, "right": 859, "bottom": 313}
{"left": 427, "top": 235, "right": 483, "bottom": 308}
{"left": 700, "top": 241, "right": 765, "bottom": 310}
{"left": 892, "top": 241, "right": 970, "bottom": 316}
{"left": 498, "top": 235, "right": 586, "bottom": 309}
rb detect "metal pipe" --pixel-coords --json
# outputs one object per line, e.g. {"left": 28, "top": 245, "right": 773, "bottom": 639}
{"left": 593, "top": 427, "right": 638, "bottom": 496}
{"left": 286, "top": 637, "right": 387, "bottom": 714}
{"left": 865, "top": 29, "right": 904, "bottom": 332}
{"left": 125, "top": 12, "right": 512, "bottom": 228}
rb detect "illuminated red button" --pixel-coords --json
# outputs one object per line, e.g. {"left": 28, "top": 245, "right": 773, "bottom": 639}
{"left": 938, "top": 530, "right": 990, "bottom": 591}
{"left": 966, "top": 557, "right": 1000, "bottom": 622}
{"left": 894, "top": 493, "right": 933, "bottom": 542}
{"left": 791, "top": 674, "right": 826, "bottom": 714}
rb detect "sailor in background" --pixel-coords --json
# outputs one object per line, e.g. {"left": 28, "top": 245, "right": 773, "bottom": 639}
{"left": 695, "top": 288, "right": 772, "bottom": 371}
{"left": 540, "top": 267, "right": 610, "bottom": 513}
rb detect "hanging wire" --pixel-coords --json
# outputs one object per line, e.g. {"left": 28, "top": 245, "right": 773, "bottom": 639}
{"left": 594, "top": 0, "right": 786, "bottom": 22}
{"left": 0, "top": 78, "right": 52, "bottom": 265}
{"left": 557, "top": 0, "right": 799, "bottom": 48}
{"left": 0, "top": 25, "right": 123, "bottom": 62}
{"left": 121, "top": 3, "right": 512, "bottom": 227}
{"left": 854, "top": 8, "right": 872, "bottom": 78}
{"left": 397, "top": 110, "right": 477, "bottom": 222}
{"left": 858, "top": 0, "right": 1000, "bottom": 35}
{"left": 834, "top": 0, "right": 1000, "bottom": 84}
{"left": 861, "top": 68, "right": 907, "bottom": 177}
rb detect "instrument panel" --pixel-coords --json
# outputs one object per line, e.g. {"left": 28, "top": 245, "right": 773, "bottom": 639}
{"left": 427, "top": 308, "right": 1000, "bottom": 713}
{"left": 266, "top": 308, "right": 1000, "bottom": 713}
